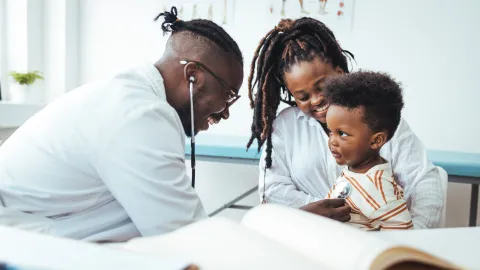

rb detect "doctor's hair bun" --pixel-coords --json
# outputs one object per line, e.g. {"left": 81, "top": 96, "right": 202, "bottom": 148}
{"left": 153, "top": 6, "right": 243, "bottom": 65}
{"left": 154, "top": 6, "right": 181, "bottom": 35}
{"left": 276, "top": 19, "right": 295, "bottom": 32}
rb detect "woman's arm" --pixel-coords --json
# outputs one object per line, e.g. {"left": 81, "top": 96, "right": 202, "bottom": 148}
{"left": 258, "top": 109, "right": 351, "bottom": 221}
{"left": 259, "top": 138, "right": 350, "bottom": 221}
{"left": 386, "top": 119, "right": 444, "bottom": 229}
{"left": 258, "top": 122, "right": 322, "bottom": 208}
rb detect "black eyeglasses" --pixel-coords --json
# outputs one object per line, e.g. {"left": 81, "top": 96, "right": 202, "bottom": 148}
{"left": 180, "top": 60, "right": 241, "bottom": 107}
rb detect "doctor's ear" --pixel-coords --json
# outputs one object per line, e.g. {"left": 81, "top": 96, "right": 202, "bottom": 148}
{"left": 182, "top": 62, "right": 204, "bottom": 86}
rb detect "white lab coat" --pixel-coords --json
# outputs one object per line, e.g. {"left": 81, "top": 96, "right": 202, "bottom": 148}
{"left": 0, "top": 64, "right": 207, "bottom": 241}
{"left": 259, "top": 107, "right": 444, "bottom": 229}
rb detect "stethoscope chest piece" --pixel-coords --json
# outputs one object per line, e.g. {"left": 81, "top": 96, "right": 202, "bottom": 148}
{"left": 333, "top": 181, "right": 352, "bottom": 199}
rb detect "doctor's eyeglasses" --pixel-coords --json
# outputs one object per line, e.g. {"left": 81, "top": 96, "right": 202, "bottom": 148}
{"left": 180, "top": 60, "right": 241, "bottom": 108}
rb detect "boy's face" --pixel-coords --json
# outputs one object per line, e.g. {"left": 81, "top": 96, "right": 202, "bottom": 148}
{"left": 326, "top": 105, "right": 376, "bottom": 168}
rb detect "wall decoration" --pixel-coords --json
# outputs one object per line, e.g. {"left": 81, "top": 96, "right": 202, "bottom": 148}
{"left": 161, "top": 0, "right": 235, "bottom": 26}
{"left": 268, "top": 0, "right": 355, "bottom": 32}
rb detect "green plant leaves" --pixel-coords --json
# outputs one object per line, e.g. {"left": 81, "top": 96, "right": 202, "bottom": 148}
{"left": 9, "top": 70, "right": 44, "bottom": 85}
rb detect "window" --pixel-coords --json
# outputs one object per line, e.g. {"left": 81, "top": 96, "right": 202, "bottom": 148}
{"left": 0, "top": 0, "right": 44, "bottom": 103}
{"left": 0, "top": 0, "right": 6, "bottom": 101}
{"left": 0, "top": 0, "right": 79, "bottom": 105}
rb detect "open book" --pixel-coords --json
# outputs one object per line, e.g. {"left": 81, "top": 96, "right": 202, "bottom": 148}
{"left": 124, "top": 204, "right": 462, "bottom": 270}
{"left": 0, "top": 225, "right": 195, "bottom": 270}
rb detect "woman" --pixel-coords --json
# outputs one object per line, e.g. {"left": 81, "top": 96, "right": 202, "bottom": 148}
{"left": 247, "top": 18, "right": 443, "bottom": 229}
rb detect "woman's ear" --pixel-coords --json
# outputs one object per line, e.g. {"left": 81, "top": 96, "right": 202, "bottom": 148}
{"left": 370, "top": 131, "right": 388, "bottom": 150}
{"left": 334, "top": 66, "right": 345, "bottom": 75}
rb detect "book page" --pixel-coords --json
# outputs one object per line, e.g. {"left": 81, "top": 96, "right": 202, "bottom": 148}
{"left": 379, "top": 229, "right": 475, "bottom": 269}
{"left": 241, "top": 204, "right": 396, "bottom": 270}
{"left": 124, "top": 217, "right": 328, "bottom": 270}
{"left": 0, "top": 225, "right": 189, "bottom": 270}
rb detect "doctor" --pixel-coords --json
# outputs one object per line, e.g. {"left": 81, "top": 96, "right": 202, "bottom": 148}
{"left": 0, "top": 7, "right": 243, "bottom": 242}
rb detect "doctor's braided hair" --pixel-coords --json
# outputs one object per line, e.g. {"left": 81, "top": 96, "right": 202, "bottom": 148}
{"left": 154, "top": 6, "right": 243, "bottom": 65}
{"left": 246, "top": 18, "right": 354, "bottom": 169}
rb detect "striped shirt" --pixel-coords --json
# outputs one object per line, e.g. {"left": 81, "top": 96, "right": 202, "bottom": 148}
{"left": 327, "top": 163, "right": 413, "bottom": 230}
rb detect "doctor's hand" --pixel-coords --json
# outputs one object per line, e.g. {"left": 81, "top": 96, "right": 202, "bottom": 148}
{"left": 300, "top": 199, "right": 351, "bottom": 222}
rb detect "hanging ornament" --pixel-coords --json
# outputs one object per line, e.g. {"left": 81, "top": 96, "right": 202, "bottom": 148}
{"left": 207, "top": 3, "right": 214, "bottom": 20}
{"left": 192, "top": 4, "right": 198, "bottom": 19}
{"left": 222, "top": 0, "right": 228, "bottom": 24}
{"left": 319, "top": 0, "right": 328, "bottom": 14}
{"left": 281, "top": 0, "right": 286, "bottom": 17}
{"left": 299, "top": 0, "right": 309, "bottom": 14}
{"left": 179, "top": 5, "right": 184, "bottom": 18}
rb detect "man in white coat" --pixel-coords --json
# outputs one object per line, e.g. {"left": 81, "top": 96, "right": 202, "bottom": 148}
{"left": 0, "top": 7, "right": 244, "bottom": 242}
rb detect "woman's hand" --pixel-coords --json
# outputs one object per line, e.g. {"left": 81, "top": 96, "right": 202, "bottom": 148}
{"left": 300, "top": 199, "right": 351, "bottom": 222}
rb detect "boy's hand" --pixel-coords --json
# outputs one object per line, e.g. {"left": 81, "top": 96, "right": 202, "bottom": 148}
{"left": 300, "top": 199, "right": 351, "bottom": 222}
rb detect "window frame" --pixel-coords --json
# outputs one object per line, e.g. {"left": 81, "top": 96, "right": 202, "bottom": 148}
{"left": 0, "top": 0, "right": 6, "bottom": 101}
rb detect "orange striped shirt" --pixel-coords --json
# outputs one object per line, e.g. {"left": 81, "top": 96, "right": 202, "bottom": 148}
{"left": 326, "top": 163, "right": 413, "bottom": 231}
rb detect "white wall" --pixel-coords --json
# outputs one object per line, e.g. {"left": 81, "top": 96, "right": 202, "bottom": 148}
{"left": 78, "top": 0, "right": 480, "bottom": 154}
{"left": 79, "top": 0, "right": 165, "bottom": 82}
{"left": 339, "top": 0, "right": 480, "bottom": 153}
{"left": 42, "top": 0, "right": 80, "bottom": 103}
{"left": 43, "top": 0, "right": 67, "bottom": 102}
{"left": 5, "top": 0, "right": 28, "bottom": 74}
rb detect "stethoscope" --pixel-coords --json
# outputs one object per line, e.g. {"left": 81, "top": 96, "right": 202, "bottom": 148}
{"left": 333, "top": 181, "right": 352, "bottom": 199}
{"left": 189, "top": 76, "right": 196, "bottom": 188}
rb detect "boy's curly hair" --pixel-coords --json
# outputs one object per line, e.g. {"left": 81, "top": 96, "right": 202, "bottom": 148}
{"left": 323, "top": 71, "right": 404, "bottom": 140}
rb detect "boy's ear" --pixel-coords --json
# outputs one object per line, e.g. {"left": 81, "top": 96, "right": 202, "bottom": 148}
{"left": 370, "top": 131, "right": 388, "bottom": 150}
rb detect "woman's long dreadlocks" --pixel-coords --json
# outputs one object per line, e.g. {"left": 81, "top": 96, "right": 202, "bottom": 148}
{"left": 247, "top": 17, "right": 354, "bottom": 169}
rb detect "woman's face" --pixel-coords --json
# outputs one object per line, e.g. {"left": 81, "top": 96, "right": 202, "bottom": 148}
{"left": 283, "top": 57, "right": 344, "bottom": 123}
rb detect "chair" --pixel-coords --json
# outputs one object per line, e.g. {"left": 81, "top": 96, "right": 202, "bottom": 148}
{"left": 437, "top": 166, "right": 448, "bottom": 228}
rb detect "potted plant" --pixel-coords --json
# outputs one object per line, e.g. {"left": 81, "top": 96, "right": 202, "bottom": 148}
{"left": 8, "top": 70, "right": 44, "bottom": 103}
